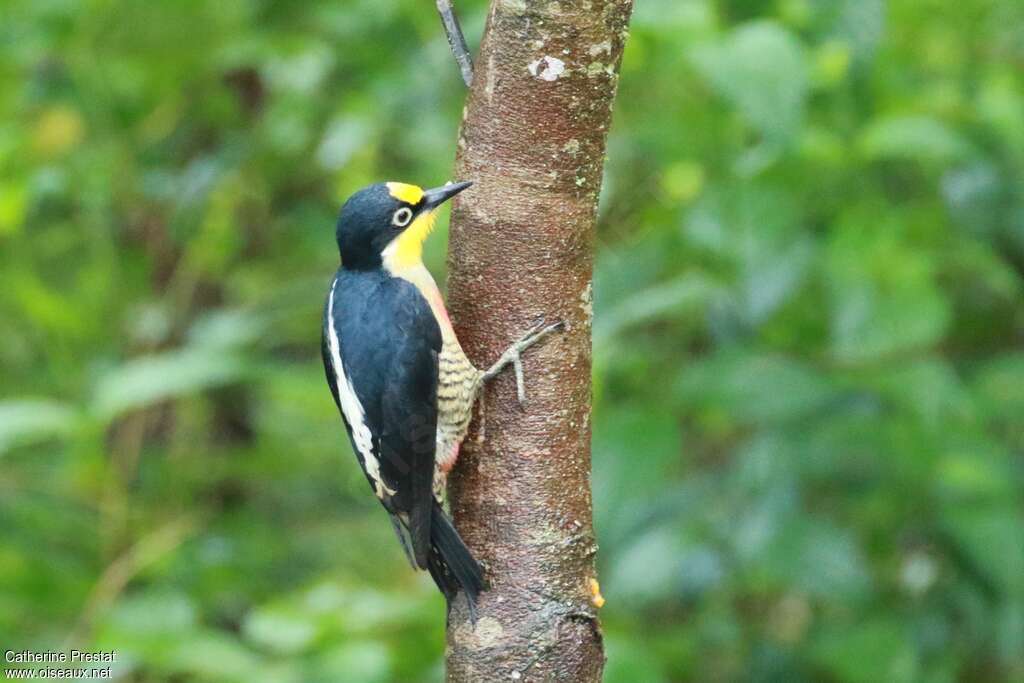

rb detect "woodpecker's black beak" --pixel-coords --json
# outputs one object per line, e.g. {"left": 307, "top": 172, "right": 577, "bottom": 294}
{"left": 422, "top": 181, "right": 472, "bottom": 210}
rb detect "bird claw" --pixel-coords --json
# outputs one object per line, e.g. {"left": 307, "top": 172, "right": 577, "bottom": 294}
{"left": 481, "top": 318, "right": 566, "bottom": 406}
{"left": 525, "top": 316, "right": 564, "bottom": 340}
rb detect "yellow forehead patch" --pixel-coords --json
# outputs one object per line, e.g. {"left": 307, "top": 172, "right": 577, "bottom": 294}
{"left": 385, "top": 182, "right": 424, "bottom": 205}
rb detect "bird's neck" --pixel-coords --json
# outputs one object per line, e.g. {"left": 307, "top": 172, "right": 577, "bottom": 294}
{"left": 380, "top": 210, "right": 456, "bottom": 340}
{"left": 386, "top": 261, "right": 455, "bottom": 342}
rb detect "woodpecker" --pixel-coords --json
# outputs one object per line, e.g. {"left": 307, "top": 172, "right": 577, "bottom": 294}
{"left": 322, "top": 180, "right": 561, "bottom": 613}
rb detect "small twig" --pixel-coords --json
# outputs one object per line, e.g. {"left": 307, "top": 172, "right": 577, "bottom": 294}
{"left": 436, "top": 0, "right": 474, "bottom": 87}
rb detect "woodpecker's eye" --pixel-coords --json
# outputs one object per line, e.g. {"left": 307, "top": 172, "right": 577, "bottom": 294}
{"left": 392, "top": 207, "right": 413, "bottom": 227}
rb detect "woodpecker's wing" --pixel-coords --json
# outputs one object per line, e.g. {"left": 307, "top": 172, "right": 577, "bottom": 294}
{"left": 322, "top": 271, "right": 441, "bottom": 569}
{"left": 377, "top": 323, "right": 440, "bottom": 568}
{"left": 322, "top": 315, "right": 419, "bottom": 566}
{"left": 321, "top": 329, "right": 342, "bottom": 419}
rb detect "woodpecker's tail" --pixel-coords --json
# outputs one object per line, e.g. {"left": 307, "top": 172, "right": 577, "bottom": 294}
{"left": 427, "top": 501, "right": 485, "bottom": 618}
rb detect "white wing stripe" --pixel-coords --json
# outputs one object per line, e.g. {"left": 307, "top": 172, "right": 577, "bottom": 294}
{"left": 327, "top": 278, "right": 394, "bottom": 499}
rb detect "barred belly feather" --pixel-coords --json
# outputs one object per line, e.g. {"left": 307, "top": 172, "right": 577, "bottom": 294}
{"left": 436, "top": 339, "right": 483, "bottom": 473}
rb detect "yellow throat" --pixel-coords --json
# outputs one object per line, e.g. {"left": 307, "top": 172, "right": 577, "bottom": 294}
{"left": 382, "top": 208, "right": 438, "bottom": 274}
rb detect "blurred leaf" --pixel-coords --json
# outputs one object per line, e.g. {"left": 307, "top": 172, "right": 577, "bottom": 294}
{"left": 861, "top": 359, "right": 972, "bottom": 424}
{"left": 101, "top": 591, "right": 197, "bottom": 638}
{"left": 977, "top": 70, "right": 1024, "bottom": 156}
{"left": 738, "top": 238, "right": 813, "bottom": 325}
{"left": 860, "top": 116, "right": 972, "bottom": 165}
{"left": 593, "top": 407, "right": 682, "bottom": 544}
{"left": 0, "top": 182, "right": 27, "bottom": 235}
{"left": 830, "top": 284, "right": 950, "bottom": 362}
{"left": 812, "top": 40, "right": 852, "bottom": 88}
{"left": 91, "top": 349, "right": 248, "bottom": 420}
{"left": 676, "top": 352, "right": 834, "bottom": 424}
{"left": 828, "top": 0, "right": 885, "bottom": 63}
{"left": 243, "top": 604, "right": 318, "bottom": 655}
{"left": 166, "top": 632, "right": 265, "bottom": 682}
{"left": 188, "top": 309, "right": 265, "bottom": 349}
{"left": 311, "top": 640, "right": 392, "bottom": 683}
{"left": 690, "top": 22, "right": 808, "bottom": 145}
{"left": 336, "top": 586, "right": 432, "bottom": 632}
{"left": 606, "top": 526, "right": 686, "bottom": 605}
{"left": 943, "top": 505, "right": 1024, "bottom": 597}
{"left": 685, "top": 184, "right": 800, "bottom": 255}
{"left": 265, "top": 45, "right": 335, "bottom": 95}
{"left": 0, "top": 399, "right": 78, "bottom": 455}
{"left": 685, "top": 183, "right": 812, "bottom": 327}
{"left": 826, "top": 214, "right": 951, "bottom": 362}
{"left": 812, "top": 619, "right": 917, "bottom": 683}
{"left": 632, "top": 0, "right": 716, "bottom": 35}
{"left": 941, "top": 162, "right": 1005, "bottom": 237}
{"left": 95, "top": 591, "right": 202, "bottom": 673}
{"left": 32, "top": 105, "right": 84, "bottom": 157}
{"left": 316, "top": 117, "right": 372, "bottom": 171}
{"left": 973, "top": 353, "right": 1024, "bottom": 421}
{"left": 604, "top": 633, "right": 669, "bottom": 683}
{"left": 756, "top": 519, "right": 871, "bottom": 601}
{"left": 936, "top": 449, "right": 1014, "bottom": 500}
{"left": 661, "top": 160, "right": 706, "bottom": 204}
{"left": 595, "top": 273, "right": 714, "bottom": 347}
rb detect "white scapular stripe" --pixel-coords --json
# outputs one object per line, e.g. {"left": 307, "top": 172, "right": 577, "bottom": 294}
{"left": 327, "top": 278, "right": 394, "bottom": 499}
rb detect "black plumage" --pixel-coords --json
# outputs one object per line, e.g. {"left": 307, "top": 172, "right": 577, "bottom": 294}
{"left": 323, "top": 270, "right": 439, "bottom": 563}
{"left": 321, "top": 182, "right": 484, "bottom": 614}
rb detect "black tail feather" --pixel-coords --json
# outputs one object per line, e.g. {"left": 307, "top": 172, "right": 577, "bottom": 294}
{"left": 427, "top": 501, "right": 485, "bottom": 618}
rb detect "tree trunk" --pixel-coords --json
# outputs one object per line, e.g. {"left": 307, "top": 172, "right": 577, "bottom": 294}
{"left": 444, "top": 1, "right": 633, "bottom": 680}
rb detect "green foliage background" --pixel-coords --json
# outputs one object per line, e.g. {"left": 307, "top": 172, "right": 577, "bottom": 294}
{"left": 2, "top": 0, "right": 1023, "bottom": 680}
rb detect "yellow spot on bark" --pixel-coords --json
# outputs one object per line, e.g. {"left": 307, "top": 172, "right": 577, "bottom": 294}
{"left": 589, "top": 578, "right": 605, "bottom": 608}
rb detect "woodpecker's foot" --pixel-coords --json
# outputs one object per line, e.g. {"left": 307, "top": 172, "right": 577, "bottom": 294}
{"left": 481, "top": 318, "right": 565, "bottom": 404}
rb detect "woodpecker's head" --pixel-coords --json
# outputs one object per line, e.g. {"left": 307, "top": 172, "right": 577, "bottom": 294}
{"left": 335, "top": 180, "right": 472, "bottom": 272}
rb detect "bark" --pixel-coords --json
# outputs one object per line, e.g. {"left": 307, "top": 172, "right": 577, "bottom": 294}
{"left": 444, "top": 1, "right": 633, "bottom": 680}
